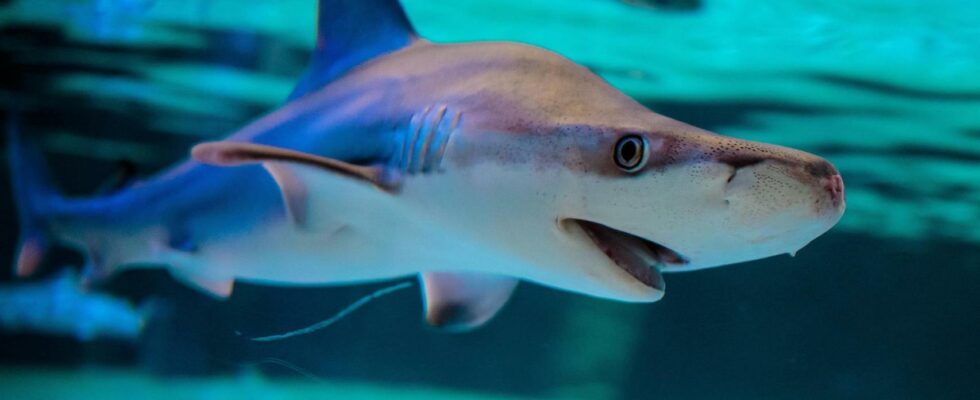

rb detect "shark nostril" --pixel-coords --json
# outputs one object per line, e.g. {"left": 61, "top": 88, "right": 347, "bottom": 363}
{"left": 720, "top": 156, "right": 765, "bottom": 184}
{"left": 823, "top": 174, "right": 845, "bottom": 207}
{"left": 726, "top": 169, "right": 736, "bottom": 183}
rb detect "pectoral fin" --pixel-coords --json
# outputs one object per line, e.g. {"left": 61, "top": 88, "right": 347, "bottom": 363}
{"left": 170, "top": 270, "right": 234, "bottom": 299}
{"left": 192, "top": 141, "right": 402, "bottom": 191}
{"left": 192, "top": 141, "right": 402, "bottom": 228}
{"left": 262, "top": 162, "right": 309, "bottom": 227}
{"left": 421, "top": 272, "right": 519, "bottom": 332}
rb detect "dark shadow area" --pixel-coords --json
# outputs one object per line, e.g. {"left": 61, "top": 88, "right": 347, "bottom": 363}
{"left": 624, "top": 231, "right": 980, "bottom": 400}
{"left": 587, "top": 64, "right": 660, "bottom": 83}
{"left": 814, "top": 143, "right": 980, "bottom": 164}
{"left": 0, "top": 23, "right": 301, "bottom": 120}
{"left": 0, "top": 23, "right": 304, "bottom": 91}
{"left": 641, "top": 100, "right": 820, "bottom": 131}
{"left": 838, "top": 171, "right": 921, "bottom": 201}
{"left": 619, "top": 0, "right": 703, "bottom": 12}
{"left": 811, "top": 73, "right": 980, "bottom": 101}
{"left": 0, "top": 23, "right": 304, "bottom": 193}
{"left": 635, "top": 99, "right": 896, "bottom": 133}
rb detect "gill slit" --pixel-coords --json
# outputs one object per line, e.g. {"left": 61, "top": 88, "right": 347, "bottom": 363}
{"left": 394, "top": 105, "right": 461, "bottom": 175}
{"left": 399, "top": 106, "right": 431, "bottom": 172}
{"left": 413, "top": 105, "right": 447, "bottom": 173}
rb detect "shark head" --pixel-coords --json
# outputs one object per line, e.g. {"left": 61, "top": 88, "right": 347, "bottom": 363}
{"left": 440, "top": 44, "right": 845, "bottom": 302}
{"left": 449, "top": 111, "right": 845, "bottom": 302}
{"left": 557, "top": 117, "right": 846, "bottom": 285}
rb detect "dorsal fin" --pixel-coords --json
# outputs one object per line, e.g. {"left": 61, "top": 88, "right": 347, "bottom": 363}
{"left": 287, "top": 0, "right": 419, "bottom": 101}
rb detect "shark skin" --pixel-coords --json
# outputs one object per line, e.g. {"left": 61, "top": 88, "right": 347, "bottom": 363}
{"left": 9, "top": 0, "right": 845, "bottom": 331}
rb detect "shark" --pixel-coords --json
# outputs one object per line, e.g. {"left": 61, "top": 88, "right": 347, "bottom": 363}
{"left": 8, "top": 0, "right": 845, "bottom": 331}
{"left": 0, "top": 269, "right": 147, "bottom": 341}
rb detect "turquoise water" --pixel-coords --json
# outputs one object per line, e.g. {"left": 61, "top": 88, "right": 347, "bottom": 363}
{"left": 1, "top": 0, "right": 978, "bottom": 398}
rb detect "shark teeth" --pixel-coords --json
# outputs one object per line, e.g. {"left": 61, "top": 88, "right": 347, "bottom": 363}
{"left": 570, "top": 219, "right": 688, "bottom": 290}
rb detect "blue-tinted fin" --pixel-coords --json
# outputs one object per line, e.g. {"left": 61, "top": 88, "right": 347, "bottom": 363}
{"left": 191, "top": 141, "right": 403, "bottom": 192}
{"left": 287, "top": 0, "right": 419, "bottom": 101}
{"left": 170, "top": 269, "right": 234, "bottom": 299}
{"left": 421, "top": 272, "right": 519, "bottom": 332}
{"left": 7, "top": 113, "right": 57, "bottom": 278}
{"left": 191, "top": 141, "right": 403, "bottom": 229}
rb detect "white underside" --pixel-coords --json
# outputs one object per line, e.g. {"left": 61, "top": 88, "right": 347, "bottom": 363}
{"left": 165, "top": 160, "right": 663, "bottom": 302}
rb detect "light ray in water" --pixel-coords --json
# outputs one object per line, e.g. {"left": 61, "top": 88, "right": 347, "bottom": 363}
{"left": 249, "top": 281, "right": 413, "bottom": 342}
{"left": 242, "top": 357, "right": 325, "bottom": 383}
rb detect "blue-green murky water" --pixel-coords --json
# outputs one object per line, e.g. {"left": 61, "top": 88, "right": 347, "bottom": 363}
{"left": 1, "top": 1, "right": 978, "bottom": 399}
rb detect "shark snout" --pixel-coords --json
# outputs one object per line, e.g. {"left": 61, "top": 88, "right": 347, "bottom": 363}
{"left": 706, "top": 152, "right": 843, "bottom": 262}
{"left": 715, "top": 140, "right": 845, "bottom": 215}
{"left": 823, "top": 173, "right": 845, "bottom": 209}
{"left": 800, "top": 157, "right": 846, "bottom": 214}
{"left": 805, "top": 156, "right": 846, "bottom": 212}
{"left": 711, "top": 141, "right": 844, "bottom": 252}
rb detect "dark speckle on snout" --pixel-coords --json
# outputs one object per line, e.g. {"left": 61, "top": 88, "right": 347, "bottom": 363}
{"left": 805, "top": 159, "right": 839, "bottom": 179}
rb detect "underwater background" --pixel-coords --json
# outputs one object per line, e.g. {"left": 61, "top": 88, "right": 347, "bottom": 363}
{"left": 1, "top": 0, "right": 978, "bottom": 398}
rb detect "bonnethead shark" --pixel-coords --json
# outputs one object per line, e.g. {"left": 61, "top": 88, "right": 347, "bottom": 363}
{"left": 9, "top": 0, "right": 845, "bottom": 331}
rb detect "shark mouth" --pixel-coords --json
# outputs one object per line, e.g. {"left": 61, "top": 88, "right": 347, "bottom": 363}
{"left": 566, "top": 219, "right": 689, "bottom": 290}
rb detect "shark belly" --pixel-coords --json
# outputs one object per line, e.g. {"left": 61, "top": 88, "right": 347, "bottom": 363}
{"left": 395, "top": 161, "right": 661, "bottom": 302}
{"left": 177, "top": 165, "right": 515, "bottom": 287}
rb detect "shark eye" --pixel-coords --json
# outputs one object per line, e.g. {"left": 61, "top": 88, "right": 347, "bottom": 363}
{"left": 614, "top": 135, "right": 648, "bottom": 172}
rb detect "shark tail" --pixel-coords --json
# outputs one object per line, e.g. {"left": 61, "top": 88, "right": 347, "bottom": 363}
{"left": 7, "top": 114, "right": 62, "bottom": 277}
